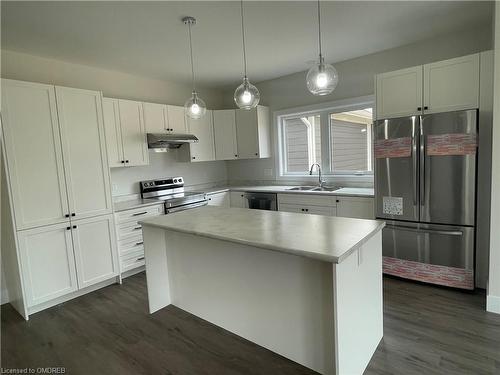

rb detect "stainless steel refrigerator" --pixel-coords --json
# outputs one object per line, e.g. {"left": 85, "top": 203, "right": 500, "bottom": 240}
{"left": 374, "top": 110, "right": 477, "bottom": 290}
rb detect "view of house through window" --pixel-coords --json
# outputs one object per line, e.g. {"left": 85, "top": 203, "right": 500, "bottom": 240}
{"left": 330, "top": 108, "right": 372, "bottom": 173}
{"left": 280, "top": 105, "right": 373, "bottom": 175}
{"left": 283, "top": 114, "right": 321, "bottom": 173}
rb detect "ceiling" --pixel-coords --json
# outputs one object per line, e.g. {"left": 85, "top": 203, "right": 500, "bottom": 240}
{"left": 1, "top": 1, "right": 493, "bottom": 88}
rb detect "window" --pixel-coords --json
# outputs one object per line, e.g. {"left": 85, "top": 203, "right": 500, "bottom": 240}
{"left": 282, "top": 115, "right": 321, "bottom": 173}
{"left": 278, "top": 100, "right": 373, "bottom": 177}
{"left": 330, "top": 108, "right": 372, "bottom": 173}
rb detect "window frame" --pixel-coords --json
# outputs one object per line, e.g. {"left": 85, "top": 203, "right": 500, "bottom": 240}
{"left": 274, "top": 95, "right": 374, "bottom": 183}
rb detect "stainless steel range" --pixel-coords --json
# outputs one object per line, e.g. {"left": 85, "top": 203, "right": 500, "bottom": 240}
{"left": 140, "top": 177, "right": 207, "bottom": 213}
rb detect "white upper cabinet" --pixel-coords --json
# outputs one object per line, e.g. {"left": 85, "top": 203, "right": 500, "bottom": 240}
{"left": 102, "top": 98, "right": 124, "bottom": 168}
{"left": 166, "top": 105, "right": 187, "bottom": 133}
{"left": 55, "top": 87, "right": 112, "bottom": 220}
{"left": 1, "top": 80, "right": 70, "bottom": 230}
{"left": 235, "top": 105, "right": 271, "bottom": 159}
{"left": 142, "top": 102, "right": 167, "bottom": 133}
{"left": 118, "top": 99, "right": 149, "bottom": 167}
{"left": 71, "top": 214, "right": 118, "bottom": 289}
{"left": 375, "top": 53, "right": 480, "bottom": 119}
{"left": 375, "top": 66, "right": 423, "bottom": 119}
{"left": 17, "top": 222, "right": 78, "bottom": 307}
{"left": 103, "top": 98, "right": 149, "bottom": 167}
{"left": 423, "top": 54, "right": 480, "bottom": 114}
{"left": 213, "top": 109, "right": 238, "bottom": 160}
{"left": 185, "top": 110, "right": 215, "bottom": 162}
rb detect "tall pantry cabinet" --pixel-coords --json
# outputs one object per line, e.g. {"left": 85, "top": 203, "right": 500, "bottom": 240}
{"left": 1, "top": 79, "right": 119, "bottom": 319}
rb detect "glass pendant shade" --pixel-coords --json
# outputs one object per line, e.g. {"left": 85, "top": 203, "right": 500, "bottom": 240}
{"left": 306, "top": 56, "right": 338, "bottom": 96}
{"left": 234, "top": 77, "right": 260, "bottom": 109}
{"left": 184, "top": 91, "right": 206, "bottom": 120}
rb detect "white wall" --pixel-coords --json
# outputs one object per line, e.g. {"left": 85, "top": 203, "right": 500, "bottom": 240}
{"left": 487, "top": 4, "right": 500, "bottom": 314}
{"left": 223, "top": 27, "right": 493, "bottom": 184}
{"left": 1, "top": 50, "right": 229, "bottom": 195}
{"left": 110, "top": 151, "right": 227, "bottom": 196}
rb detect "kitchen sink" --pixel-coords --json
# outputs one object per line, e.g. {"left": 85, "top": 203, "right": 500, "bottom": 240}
{"left": 286, "top": 186, "right": 317, "bottom": 191}
{"left": 311, "top": 187, "right": 339, "bottom": 192}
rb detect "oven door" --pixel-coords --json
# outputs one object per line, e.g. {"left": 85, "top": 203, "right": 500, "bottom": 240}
{"left": 165, "top": 200, "right": 208, "bottom": 214}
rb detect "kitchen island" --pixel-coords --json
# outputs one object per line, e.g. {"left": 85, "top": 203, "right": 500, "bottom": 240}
{"left": 141, "top": 206, "right": 385, "bottom": 375}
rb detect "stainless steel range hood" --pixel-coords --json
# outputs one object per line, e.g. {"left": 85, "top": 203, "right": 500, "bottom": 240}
{"left": 147, "top": 133, "right": 199, "bottom": 151}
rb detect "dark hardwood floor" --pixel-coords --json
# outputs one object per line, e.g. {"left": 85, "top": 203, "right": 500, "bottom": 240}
{"left": 2, "top": 273, "right": 500, "bottom": 375}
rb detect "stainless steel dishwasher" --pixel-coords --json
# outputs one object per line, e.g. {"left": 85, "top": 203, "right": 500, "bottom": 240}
{"left": 244, "top": 192, "right": 277, "bottom": 211}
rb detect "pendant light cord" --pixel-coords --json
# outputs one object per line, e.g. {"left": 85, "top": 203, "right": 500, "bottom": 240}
{"left": 317, "top": 0, "right": 322, "bottom": 58}
{"left": 240, "top": 0, "right": 248, "bottom": 78}
{"left": 187, "top": 21, "right": 196, "bottom": 91}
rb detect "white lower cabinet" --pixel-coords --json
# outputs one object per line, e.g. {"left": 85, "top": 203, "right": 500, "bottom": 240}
{"left": 335, "top": 197, "right": 374, "bottom": 219}
{"left": 207, "top": 192, "right": 230, "bottom": 207}
{"left": 17, "top": 214, "right": 119, "bottom": 308}
{"left": 278, "top": 203, "right": 336, "bottom": 216}
{"left": 230, "top": 191, "right": 247, "bottom": 208}
{"left": 71, "top": 215, "right": 119, "bottom": 289}
{"left": 18, "top": 223, "right": 78, "bottom": 307}
{"left": 115, "top": 204, "right": 164, "bottom": 273}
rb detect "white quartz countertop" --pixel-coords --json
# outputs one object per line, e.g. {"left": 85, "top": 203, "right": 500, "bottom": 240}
{"left": 205, "top": 185, "right": 374, "bottom": 197}
{"left": 140, "top": 206, "right": 385, "bottom": 264}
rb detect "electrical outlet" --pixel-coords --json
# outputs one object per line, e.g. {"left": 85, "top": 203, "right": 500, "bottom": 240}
{"left": 112, "top": 184, "right": 119, "bottom": 193}
{"left": 263, "top": 168, "right": 273, "bottom": 177}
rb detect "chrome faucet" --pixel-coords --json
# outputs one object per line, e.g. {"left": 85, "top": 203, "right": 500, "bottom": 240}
{"left": 309, "top": 163, "right": 325, "bottom": 187}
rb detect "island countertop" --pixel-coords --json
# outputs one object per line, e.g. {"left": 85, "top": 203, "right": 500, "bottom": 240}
{"left": 140, "top": 206, "right": 385, "bottom": 264}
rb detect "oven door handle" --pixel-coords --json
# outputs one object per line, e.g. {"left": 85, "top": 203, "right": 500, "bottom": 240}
{"left": 165, "top": 200, "right": 208, "bottom": 214}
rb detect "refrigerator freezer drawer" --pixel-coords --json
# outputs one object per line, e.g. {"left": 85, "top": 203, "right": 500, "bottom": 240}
{"left": 382, "top": 221, "right": 474, "bottom": 289}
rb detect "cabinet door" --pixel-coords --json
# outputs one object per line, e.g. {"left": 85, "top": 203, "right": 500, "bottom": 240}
{"left": 55, "top": 87, "right": 112, "bottom": 220}
{"left": 236, "top": 108, "right": 260, "bottom": 159}
{"left": 186, "top": 110, "right": 215, "bottom": 162}
{"left": 17, "top": 222, "right": 78, "bottom": 307}
{"left": 118, "top": 99, "right": 149, "bottom": 166}
{"left": 229, "top": 191, "right": 247, "bottom": 208}
{"left": 423, "top": 54, "right": 480, "bottom": 114}
{"left": 336, "top": 197, "right": 374, "bottom": 219}
{"left": 278, "top": 203, "right": 335, "bottom": 216}
{"left": 213, "top": 110, "right": 238, "bottom": 160}
{"left": 71, "top": 214, "right": 118, "bottom": 289}
{"left": 375, "top": 66, "right": 423, "bottom": 119}
{"left": 102, "top": 98, "right": 124, "bottom": 167}
{"left": 1, "top": 79, "right": 70, "bottom": 229}
{"left": 207, "top": 192, "right": 230, "bottom": 207}
{"left": 166, "top": 105, "right": 187, "bottom": 133}
{"left": 143, "top": 102, "right": 167, "bottom": 133}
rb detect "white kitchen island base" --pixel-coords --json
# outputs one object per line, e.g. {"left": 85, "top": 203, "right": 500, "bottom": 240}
{"left": 143, "top": 213, "right": 383, "bottom": 375}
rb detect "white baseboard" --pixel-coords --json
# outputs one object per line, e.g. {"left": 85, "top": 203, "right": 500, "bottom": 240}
{"left": 1, "top": 288, "right": 10, "bottom": 305}
{"left": 487, "top": 294, "right": 500, "bottom": 314}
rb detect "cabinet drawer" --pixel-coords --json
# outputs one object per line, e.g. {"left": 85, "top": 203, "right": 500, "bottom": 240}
{"left": 279, "top": 203, "right": 336, "bottom": 217}
{"left": 277, "top": 193, "right": 336, "bottom": 207}
{"left": 118, "top": 235, "right": 144, "bottom": 251}
{"left": 120, "top": 244, "right": 144, "bottom": 259}
{"left": 115, "top": 204, "right": 163, "bottom": 224}
{"left": 117, "top": 221, "right": 144, "bottom": 239}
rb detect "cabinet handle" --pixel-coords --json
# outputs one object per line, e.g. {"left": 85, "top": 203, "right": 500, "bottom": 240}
{"left": 136, "top": 241, "right": 144, "bottom": 246}
{"left": 65, "top": 214, "right": 70, "bottom": 218}
{"left": 424, "top": 106, "right": 429, "bottom": 110}
{"left": 235, "top": 154, "right": 238, "bottom": 157}
{"left": 301, "top": 208, "right": 304, "bottom": 212}
{"left": 125, "top": 160, "right": 129, "bottom": 163}
{"left": 72, "top": 225, "right": 77, "bottom": 229}
{"left": 71, "top": 213, "right": 75, "bottom": 217}
{"left": 192, "top": 156, "right": 196, "bottom": 160}
{"left": 209, "top": 198, "right": 212, "bottom": 201}
{"left": 336, "top": 199, "right": 340, "bottom": 203}
{"left": 66, "top": 226, "right": 71, "bottom": 230}
{"left": 132, "top": 211, "right": 147, "bottom": 216}
{"left": 121, "top": 160, "right": 125, "bottom": 164}
{"left": 134, "top": 226, "right": 142, "bottom": 230}
{"left": 305, "top": 209, "right": 309, "bottom": 212}
{"left": 137, "top": 257, "right": 145, "bottom": 261}
{"left": 255, "top": 153, "right": 258, "bottom": 156}
{"left": 417, "top": 107, "right": 422, "bottom": 111}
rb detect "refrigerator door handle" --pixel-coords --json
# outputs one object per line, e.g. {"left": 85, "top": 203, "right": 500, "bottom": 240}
{"left": 385, "top": 224, "right": 463, "bottom": 236}
{"left": 419, "top": 124, "right": 425, "bottom": 205}
{"left": 412, "top": 119, "right": 418, "bottom": 206}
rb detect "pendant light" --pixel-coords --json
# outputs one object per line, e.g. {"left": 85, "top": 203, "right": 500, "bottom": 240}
{"left": 306, "top": 0, "right": 338, "bottom": 96}
{"left": 234, "top": 0, "right": 260, "bottom": 109}
{"left": 183, "top": 16, "right": 206, "bottom": 119}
